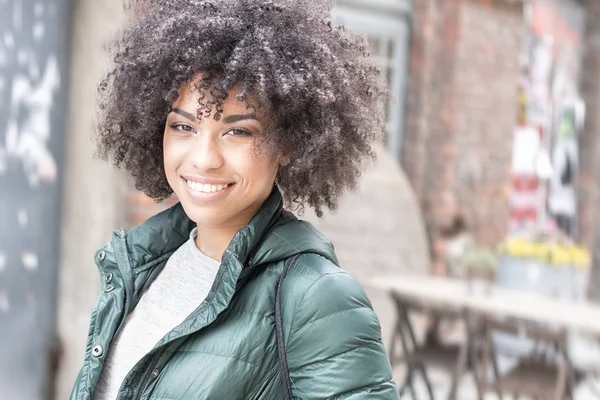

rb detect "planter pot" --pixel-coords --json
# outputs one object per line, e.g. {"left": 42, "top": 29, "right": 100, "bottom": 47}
{"left": 571, "top": 267, "right": 590, "bottom": 301}
{"left": 495, "top": 256, "right": 554, "bottom": 296}
{"left": 467, "top": 267, "right": 495, "bottom": 296}
{"left": 496, "top": 256, "right": 590, "bottom": 300}
{"left": 554, "top": 265, "right": 574, "bottom": 299}
{"left": 493, "top": 256, "right": 563, "bottom": 358}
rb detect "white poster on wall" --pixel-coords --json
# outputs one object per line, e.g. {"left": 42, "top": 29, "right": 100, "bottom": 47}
{"left": 511, "top": 126, "right": 541, "bottom": 175}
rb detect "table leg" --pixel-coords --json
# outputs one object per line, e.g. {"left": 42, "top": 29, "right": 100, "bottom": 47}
{"left": 448, "top": 339, "right": 467, "bottom": 400}
{"left": 394, "top": 303, "right": 418, "bottom": 399}
{"left": 418, "top": 363, "right": 435, "bottom": 400}
{"left": 398, "top": 368, "right": 418, "bottom": 400}
{"left": 401, "top": 309, "right": 437, "bottom": 399}
{"left": 488, "top": 331, "right": 502, "bottom": 399}
{"left": 466, "top": 314, "right": 484, "bottom": 400}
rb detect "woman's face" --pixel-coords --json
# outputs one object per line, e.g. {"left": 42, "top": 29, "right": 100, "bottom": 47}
{"left": 163, "top": 80, "right": 280, "bottom": 229}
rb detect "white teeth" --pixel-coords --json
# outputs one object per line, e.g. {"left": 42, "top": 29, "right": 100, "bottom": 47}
{"left": 186, "top": 180, "right": 229, "bottom": 193}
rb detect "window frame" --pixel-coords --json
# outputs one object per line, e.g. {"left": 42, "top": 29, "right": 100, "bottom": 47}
{"left": 332, "top": 0, "right": 412, "bottom": 162}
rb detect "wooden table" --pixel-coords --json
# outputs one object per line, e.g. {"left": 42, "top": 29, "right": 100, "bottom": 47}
{"left": 366, "top": 274, "right": 600, "bottom": 337}
{"left": 365, "top": 274, "right": 600, "bottom": 399}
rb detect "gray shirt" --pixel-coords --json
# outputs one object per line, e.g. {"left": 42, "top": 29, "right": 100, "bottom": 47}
{"left": 93, "top": 228, "right": 220, "bottom": 400}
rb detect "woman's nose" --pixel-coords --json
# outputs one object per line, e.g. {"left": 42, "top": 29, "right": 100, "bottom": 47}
{"left": 187, "top": 133, "right": 225, "bottom": 172}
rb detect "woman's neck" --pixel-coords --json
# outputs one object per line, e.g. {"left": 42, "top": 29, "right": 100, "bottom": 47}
{"left": 193, "top": 197, "right": 269, "bottom": 262}
{"left": 194, "top": 223, "right": 242, "bottom": 262}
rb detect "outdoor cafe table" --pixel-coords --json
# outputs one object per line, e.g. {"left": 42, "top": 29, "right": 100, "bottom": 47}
{"left": 366, "top": 274, "right": 600, "bottom": 337}
{"left": 365, "top": 274, "right": 600, "bottom": 398}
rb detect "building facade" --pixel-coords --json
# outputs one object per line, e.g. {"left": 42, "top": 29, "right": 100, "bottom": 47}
{"left": 2, "top": 0, "right": 597, "bottom": 398}
{"left": 403, "top": 0, "right": 600, "bottom": 289}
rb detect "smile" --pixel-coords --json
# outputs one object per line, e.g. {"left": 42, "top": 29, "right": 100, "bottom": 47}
{"left": 181, "top": 176, "right": 236, "bottom": 202}
{"left": 185, "top": 180, "right": 231, "bottom": 193}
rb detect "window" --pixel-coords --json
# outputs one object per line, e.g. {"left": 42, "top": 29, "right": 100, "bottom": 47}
{"left": 332, "top": 0, "right": 411, "bottom": 162}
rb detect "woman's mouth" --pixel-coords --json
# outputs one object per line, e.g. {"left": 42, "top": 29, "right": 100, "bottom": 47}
{"left": 186, "top": 180, "right": 231, "bottom": 193}
{"left": 182, "top": 177, "right": 235, "bottom": 201}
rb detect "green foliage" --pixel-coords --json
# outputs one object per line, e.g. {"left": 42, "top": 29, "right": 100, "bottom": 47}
{"left": 463, "top": 248, "right": 497, "bottom": 270}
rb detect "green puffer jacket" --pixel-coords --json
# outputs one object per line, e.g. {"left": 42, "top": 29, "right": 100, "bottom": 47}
{"left": 70, "top": 188, "right": 399, "bottom": 399}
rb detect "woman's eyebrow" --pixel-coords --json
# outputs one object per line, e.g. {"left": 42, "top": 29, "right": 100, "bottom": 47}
{"left": 222, "top": 113, "right": 258, "bottom": 124}
{"left": 170, "top": 108, "right": 258, "bottom": 125}
{"left": 171, "top": 108, "right": 196, "bottom": 121}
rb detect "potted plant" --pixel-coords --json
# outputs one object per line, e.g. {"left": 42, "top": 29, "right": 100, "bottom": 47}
{"left": 463, "top": 248, "right": 497, "bottom": 296}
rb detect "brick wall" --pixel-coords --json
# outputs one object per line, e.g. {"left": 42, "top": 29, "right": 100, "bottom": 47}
{"left": 453, "top": 1, "right": 522, "bottom": 246}
{"left": 403, "top": 0, "right": 463, "bottom": 204}
{"left": 403, "top": 0, "right": 522, "bottom": 273}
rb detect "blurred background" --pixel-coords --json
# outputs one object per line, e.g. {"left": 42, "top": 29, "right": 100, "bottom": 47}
{"left": 3, "top": 0, "right": 600, "bottom": 399}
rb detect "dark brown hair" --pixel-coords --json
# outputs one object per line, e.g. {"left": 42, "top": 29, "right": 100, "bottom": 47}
{"left": 97, "top": 0, "right": 389, "bottom": 216}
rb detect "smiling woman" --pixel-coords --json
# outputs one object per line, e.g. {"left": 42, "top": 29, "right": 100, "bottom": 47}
{"left": 163, "top": 81, "right": 283, "bottom": 260}
{"left": 69, "top": 1, "right": 399, "bottom": 399}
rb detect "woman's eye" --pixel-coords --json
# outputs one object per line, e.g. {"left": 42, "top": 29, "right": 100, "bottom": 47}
{"left": 170, "top": 123, "right": 195, "bottom": 132}
{"left": 227, "top": 128, "right": 252, "bottom": 137}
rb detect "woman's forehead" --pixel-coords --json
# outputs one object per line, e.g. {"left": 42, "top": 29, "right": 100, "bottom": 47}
{"left": 173, "top": 80, "right": 264, "bottom": 118}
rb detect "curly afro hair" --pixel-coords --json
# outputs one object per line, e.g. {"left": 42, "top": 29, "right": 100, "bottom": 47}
{"left": 97, "top": 0, "right": 389, "bottom": 216}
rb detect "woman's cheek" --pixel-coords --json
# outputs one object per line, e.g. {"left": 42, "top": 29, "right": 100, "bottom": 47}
{"left": 163, "top": 137, "right": 184, "bottom": 180}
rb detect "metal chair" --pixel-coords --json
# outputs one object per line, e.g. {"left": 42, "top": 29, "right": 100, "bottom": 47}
{"left": 476, "top": 316, "right": 575, "bottom": 400}
{"left": 388, "top": 291, "right": 482, "bottom": 399}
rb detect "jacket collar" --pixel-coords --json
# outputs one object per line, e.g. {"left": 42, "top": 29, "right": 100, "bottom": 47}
{"left": 121, "top": 186, "right": 284, "bottom": 273}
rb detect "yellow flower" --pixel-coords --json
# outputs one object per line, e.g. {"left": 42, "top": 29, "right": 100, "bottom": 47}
{"left": 498, "top": 236, "right": 590, "bottom": 268}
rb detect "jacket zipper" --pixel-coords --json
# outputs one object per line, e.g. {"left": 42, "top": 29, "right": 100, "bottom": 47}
{"left": 131, "top": 350, "right": 162, "bottom": 400}
{"left": 133, "top": 366, "right": 152, "bottom": 400}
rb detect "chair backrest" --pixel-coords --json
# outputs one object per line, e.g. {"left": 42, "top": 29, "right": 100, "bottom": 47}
{"left": 485, "top": 316, "right": 568, "bottom": 346}
{"left": 479, "top": 315, "right": 572, "bottom": 400}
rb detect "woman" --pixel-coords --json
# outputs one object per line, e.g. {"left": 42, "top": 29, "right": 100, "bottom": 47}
{"left": 70, "top": 0, "right": 399, "bottom": 398}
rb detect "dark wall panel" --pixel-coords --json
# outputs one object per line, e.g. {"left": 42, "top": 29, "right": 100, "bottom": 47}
{"left": 0, "top": 1, "right": 72, "bottom": 399}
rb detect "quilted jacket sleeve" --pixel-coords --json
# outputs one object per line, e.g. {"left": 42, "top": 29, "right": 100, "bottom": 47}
{"left": 286, "top": 269, "right": 400, "bottom": 399}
